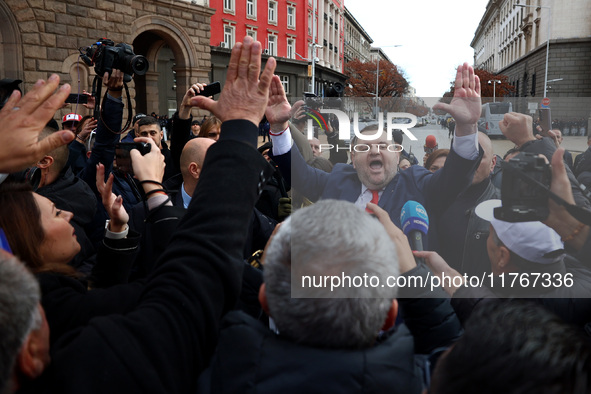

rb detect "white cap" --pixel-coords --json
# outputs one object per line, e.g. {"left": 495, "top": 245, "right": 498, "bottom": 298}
{"left": 475, "top": 199, "right": 565, "bottom": 265}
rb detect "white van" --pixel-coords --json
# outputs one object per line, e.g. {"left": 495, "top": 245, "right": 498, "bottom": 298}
{"left": 480, "top": 102, "right": 512, "bottom": 137}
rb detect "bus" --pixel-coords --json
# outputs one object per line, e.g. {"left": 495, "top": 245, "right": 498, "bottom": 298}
{"left": 479, "top": 102, "right": 512, "bottom": 137}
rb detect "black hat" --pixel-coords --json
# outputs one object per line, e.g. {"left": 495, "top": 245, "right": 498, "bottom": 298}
{"left": 191, "top": 119, "right": 201, "bottom": 126}
{"left": 132, "top": 113, "right": 147, "bottom": 125}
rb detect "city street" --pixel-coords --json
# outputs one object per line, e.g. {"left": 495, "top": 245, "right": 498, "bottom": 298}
{"left": 260, "top": 122, "right": 589, "bottom": 166}
{"left": 385, "top": 122, "right": 588, "bottom": 164}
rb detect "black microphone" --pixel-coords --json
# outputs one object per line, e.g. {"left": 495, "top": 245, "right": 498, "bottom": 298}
{"left": 400, "top": 201, "right": 429, "bottom": 263}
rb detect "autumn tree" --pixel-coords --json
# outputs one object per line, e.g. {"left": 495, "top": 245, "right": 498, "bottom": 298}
{"left": 437, "top": 67, "right": 515, "bottom": 110}
{"left": 344, "top": 59, "right": 409, "bottom": 114}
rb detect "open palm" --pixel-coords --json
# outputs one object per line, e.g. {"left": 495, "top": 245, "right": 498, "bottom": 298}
{"left": 433, "top": 63, "right": 481, "bottom": 135}
{"left": 265, "top": 75, "right": 292, "bottom": 127}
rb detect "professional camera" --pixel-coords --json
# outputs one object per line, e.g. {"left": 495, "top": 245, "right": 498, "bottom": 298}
{"left": 494, "top": 152, "right": 551, "bottom": 222}
{"left": 80, "top": 39, "right": 149, "bottom": 83}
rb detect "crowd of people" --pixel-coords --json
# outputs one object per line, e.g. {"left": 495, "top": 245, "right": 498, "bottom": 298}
{"left": 0, "top": 36, "right": 591, "bottom": 393}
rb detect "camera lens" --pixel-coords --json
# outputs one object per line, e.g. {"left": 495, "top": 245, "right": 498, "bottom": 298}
{"left": 131, "top": 56, "right": 149, "bottom": 76}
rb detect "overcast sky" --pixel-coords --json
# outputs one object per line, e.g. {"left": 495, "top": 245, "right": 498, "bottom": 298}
{"left": 344, "top": 0, "right": 491, "bottom": 99}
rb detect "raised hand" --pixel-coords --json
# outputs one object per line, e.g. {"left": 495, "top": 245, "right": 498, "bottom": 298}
{"left": 129, "top": 137, "right": 166, "bottom": 196}
{"left": 0, "top": 74, "right": 74, "bottom": 173}
{"left": 265, "top": 75, "right": 292, "bottom": 132}
{"left": 77, "top": 117, "right": 97, "bottom": 142}
{"left": 82, "top": 90, "right": 96, "bottom": 110}
{"left": 190, "top": 36, "right": 276, "bottom": 126}
{"left": 96, "top": 163, "right": 129, "bottom": 232}
{"left": 433, "top": 62, "right": 481, "bottom": 136}
{"left": 103, "top": 70, "right": 124, "bottom": 99}
{"left": 499, "top": 112, "right": 535, "bottom": 148}
{"left": 179, "top": 82, "right": 207, "bottom": 120}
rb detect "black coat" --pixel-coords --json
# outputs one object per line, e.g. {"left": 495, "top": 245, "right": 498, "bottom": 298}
{"left": 19, "top": 119, "right": 274, "bottom": 394}
{"left": 198, "top": 264, "right": 463, "bottom": 394}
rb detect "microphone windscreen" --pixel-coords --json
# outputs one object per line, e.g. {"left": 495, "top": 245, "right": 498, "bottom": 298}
{"left": 400, "top": 200, "right": 429, "bottom": 235}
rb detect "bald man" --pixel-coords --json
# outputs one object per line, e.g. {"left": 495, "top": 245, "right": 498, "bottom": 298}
{"left": 437, "top": 132, "right": 500, "bottom": 277}
{"left": 177, "top": 138, "right": 216, "bottom": 208}
{"left": 130, "top": 137, "right": 277, "bottom": 262}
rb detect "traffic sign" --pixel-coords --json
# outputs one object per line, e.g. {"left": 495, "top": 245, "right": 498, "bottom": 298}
{"left": 541, "top": 97, "right": 550, "bottom": 107}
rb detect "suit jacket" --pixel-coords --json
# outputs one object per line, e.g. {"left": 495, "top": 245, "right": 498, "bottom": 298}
{"left": 272, "top": 144, "right": 482, "bottom": 250}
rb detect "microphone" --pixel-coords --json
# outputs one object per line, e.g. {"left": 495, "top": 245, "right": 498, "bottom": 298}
{"left": 400, "top": 201, "right": 429, "bottom": 253}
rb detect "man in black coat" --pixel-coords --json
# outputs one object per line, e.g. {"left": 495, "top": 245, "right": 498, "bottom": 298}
{"left": 9, "top": 36, "right": 276, "bottom": 394}
{"left": 198, "top": 199, "right": 462, "bottom": 394}
{"left": 437, "top": 132, "right": 500, "bottom": 277}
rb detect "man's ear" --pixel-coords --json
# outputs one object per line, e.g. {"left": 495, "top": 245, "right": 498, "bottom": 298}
{"left": 381, "top": 299, "right": 398, "bottom": 331}
{"left": 490, "top": 154, "right": 497, "bottom": 173}
{"left": 258, "top": 283, "right": 271, "bottom": 316}
{"left": 498, "top": 245, "right": 511, "bottom": 269}
{"left": 37, "top": 156, "right": 53, "bottom": 169}
{"left": 17, "top": 332, "right": 47, "bottom": 380}
{"left": 188, "top": 162, "right": 201, "bottom": 180}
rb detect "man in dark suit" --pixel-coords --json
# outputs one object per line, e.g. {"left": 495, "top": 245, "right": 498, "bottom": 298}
{"left": 266, "top": 63, "right": 484, "bottom": 249}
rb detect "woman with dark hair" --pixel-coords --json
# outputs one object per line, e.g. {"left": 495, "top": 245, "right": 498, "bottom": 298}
{"left": 0, "top": 182, "right": 81, "bottom": 277}
{"left": 0, "top": 141, "right": 177, "bottom": 346}
{"left": 425, "top": 149, "right": 450, "bottom": 173}
{"left": 198, "top": 115, "right": 222, "bottom": 141}
{"left": 0, "top": 177, "right": 142, "bottom": 345}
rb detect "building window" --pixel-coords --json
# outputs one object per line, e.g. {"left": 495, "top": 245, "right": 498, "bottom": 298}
{"left": 280, "top": 75, "right": 289, "bottom": 94}
{"left": 268, "top": 34, "right": 277, "bottom": 56}
{"left": 308, "top": 12, "right": 312, "bottom": 35}
{"left": 268, "top": 0, "right": 277, "bottom": 23}
{"left": 223, "top": 25, "right": 235, "bottom": 48}
{"left": 224, "top": 0, "right": 235, "bottom": 12}
{"left": 247, "top": 0, "right": 256, "bottom": 18}
{"left": 246, "top": 29, "right": 257, "bottom": 40}
{"left": 287, "top": 6, "right": 296, "bottom": 29}
{"left": 287, "top": 38, "right": 295, "bottom": 59}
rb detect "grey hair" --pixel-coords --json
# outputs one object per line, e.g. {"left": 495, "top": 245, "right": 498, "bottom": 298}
{"left": 264, "top": 200, "right": 399, "bottom": 349}
{"left": 0, "top": 255, "right": 41, "bottom": 394}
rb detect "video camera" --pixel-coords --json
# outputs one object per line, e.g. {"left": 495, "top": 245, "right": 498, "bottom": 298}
{"left": 495, "top": 152, "right": 551, "bottom": 222}
{"left": 80, "top": 39, "right": 149, "bottom": 83}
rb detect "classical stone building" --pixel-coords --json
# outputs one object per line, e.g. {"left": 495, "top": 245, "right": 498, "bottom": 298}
{"left": 471, "top": 0, "right": 591, "bottom": 126}
{"left": 343, "top": 6, "right": 372, "bottom": 64}
{"left": 0, "top": 0, "right": 212, "bottom": 119}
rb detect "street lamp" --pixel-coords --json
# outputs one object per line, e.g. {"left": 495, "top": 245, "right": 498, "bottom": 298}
{"left": 515, "top": 3, "right": 552, "bottom": 98}
{"left": 488, "top": 79, "right": 501, "bottom": 102}
{"left": 310, "top": 43, "right": 323, "bottom": 94}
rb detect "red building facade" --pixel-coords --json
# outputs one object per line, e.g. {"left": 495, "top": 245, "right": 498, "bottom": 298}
{"left": 210, "top": 0, "right": 308, "bottom": 62}
{"left": 209, "top": 0, "right": 346, "bottom": 98}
